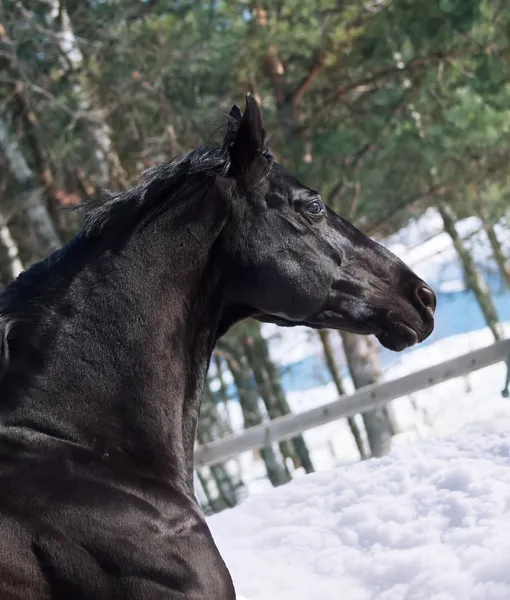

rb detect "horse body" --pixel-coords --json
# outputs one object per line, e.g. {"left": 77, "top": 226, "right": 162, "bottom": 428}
{"left": 0, "top": 428, "right": 234, "bottom": 599}
{"left": 0, "top": 95, "right": 436, "bottom": 598}
{"left": 0, "top": 169, "right": 235, "bottom": 598}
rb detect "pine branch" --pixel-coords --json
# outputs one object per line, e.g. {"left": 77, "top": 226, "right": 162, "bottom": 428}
{"left": 309, "top": 44, "right": 509, "bottom": 126}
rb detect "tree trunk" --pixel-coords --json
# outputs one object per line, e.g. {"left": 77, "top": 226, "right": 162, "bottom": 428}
{"left": 196, "top": 380, "right": 245, "bottom": 511}
{"left": 0, "top": 25, "right": 64, "bottom": 217}
{"left": 0, "top": 213, "right": 23, "bottom": 286}
{"left": 503, "top": 350, "right": 510, "bottom": 398}
{"left": 318, "top": 329, "right": 368, "bottom": 460}
{"left": 439, "top": 202, "right": 502, "bottom": 340}
{"left": 48, "top": 0, "right": 128, "bottom": 188}
{"left": 0, "top": 118, "right": 62, "bottom": 257}
{"left": 241, "top": 322, "right": 314, "bottom": 474}
{"left": 218, "top": 339, "right": 291, "bottom": 487}
{"left": 213, "top": 354, "right": 233, "bottom": 427}
{"left": 241, "top": 334, "right": 297, "bottom": 472}
{"left": 484, "top": 221, "right": 510, "bottom": 289}
{"left": 340, "top": 331, "right": 393, "bottom": 458}
{"left": 194, "top": 470, "right": 218, "bottom": 516}
{"left": 212, "top": 353, "right": 244, "bottom": 480}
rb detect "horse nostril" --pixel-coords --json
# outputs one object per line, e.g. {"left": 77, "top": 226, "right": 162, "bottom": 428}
{"left": 415, "top": 285, "right": 436, "bottom": 313}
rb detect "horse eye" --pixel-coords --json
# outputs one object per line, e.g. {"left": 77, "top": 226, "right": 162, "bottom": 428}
{"left": 305, "top": 200, "right": 324, "bottom": 216}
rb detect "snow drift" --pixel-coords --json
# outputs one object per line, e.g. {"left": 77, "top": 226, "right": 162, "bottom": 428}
{"left": 209, "top": 417, "right": 510, "bottom": 600}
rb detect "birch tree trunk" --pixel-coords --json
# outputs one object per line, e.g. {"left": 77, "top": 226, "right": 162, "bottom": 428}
{"left": 340, "top": 332, "right": 393, "bottom": 458}
{"left": 0, "top": 118, "right": 62, "bottom": 257}
{"left": 438, "top": 202, "right": 502, "bottom": 340}
{"left": 241, "top": 321, "right": 314, "bottom": 474}
{"left": 484, "top": 221, "right": 510, "bottom": 288}
{"left": 0, "top": 215, "right": 24, "bottom": 285}
{"left": 318, "top": 330, "right": 368, "bottom": 460}
{"left": 196, "top": 380, "right": 245, "bottom": 511}
{"left": 218, "top": 338, "right": 291, "bottom": 487}
{"left": 48, "top": 0, "right": 128, "bottom": 188}
{"left": 194, "top": 470, "right": 218, "bottom": 516}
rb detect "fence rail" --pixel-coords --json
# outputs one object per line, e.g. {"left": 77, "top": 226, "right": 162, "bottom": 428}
{"left": 194, "top": 338, "right": 510, "bottom": 468}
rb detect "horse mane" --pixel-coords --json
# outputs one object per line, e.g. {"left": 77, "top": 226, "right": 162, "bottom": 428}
{"left": 80, "top": 142, "right": 233, "bottom": 237}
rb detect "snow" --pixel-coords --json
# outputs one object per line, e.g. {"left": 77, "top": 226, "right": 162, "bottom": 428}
{"left": 210, "top": 416, "right": 510, "bottom": 600}
{"left": 205, "top": 322, "right": 510, "bottom": 598}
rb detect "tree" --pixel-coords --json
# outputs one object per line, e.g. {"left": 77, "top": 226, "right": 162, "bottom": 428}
{"left": 46, "top": 0, "right": 129, "bottom": 188}
{"left": 239, "top": 321, "right": 314, "bottom": 474}
{"left": 217, "top": 337, "right": 291, "bottom": 487}
{"left": 478, "top": 207, "right": 510, "bottom": 289}
{"left": 485, "top": 220, "right": 510, "bottom": 289}
{"left": 318, "top": 329, "right": 368, "bottom": 460}
{"left": 0, "top": 216, "right": 23, "bottom": 286}
{"left": 438, "top": 201, "right": 502, "bottom": 341}
{"left": 340, "top": 332, "right": 394, "bottom": 458}
{"left": 195, "top": 378, "right": 245, "bottom": 513}
{"left": 0, "top": 118, "right": 62, "bottom": 259}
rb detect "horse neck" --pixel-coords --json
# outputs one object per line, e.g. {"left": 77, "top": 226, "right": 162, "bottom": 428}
{"left": 0, "top": 196, "right": 228, "bottom": 493}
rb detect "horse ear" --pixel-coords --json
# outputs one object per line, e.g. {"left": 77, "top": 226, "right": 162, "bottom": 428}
{"left": 229, "top": 93, "right": 268, "bottom": 173}
{"left": 229, "top": 104, "right": 242, "bottom": 128}
{"left": 223, "top": 104, "right": 242, "bottom": 148}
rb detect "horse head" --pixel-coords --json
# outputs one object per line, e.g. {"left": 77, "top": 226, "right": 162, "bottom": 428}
{"left": 216, "top": 94, "right": 436, "bottom": 351}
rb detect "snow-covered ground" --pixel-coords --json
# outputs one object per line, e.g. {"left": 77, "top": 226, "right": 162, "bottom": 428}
{"left": 210, "top": 416, "right": 510, "bottom": 600}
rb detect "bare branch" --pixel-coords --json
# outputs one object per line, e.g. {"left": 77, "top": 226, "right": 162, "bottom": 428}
{"left": 292, "top": 52, "right": 327, "bottom": 109}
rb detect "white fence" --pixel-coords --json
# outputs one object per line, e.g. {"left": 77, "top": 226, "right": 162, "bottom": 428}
{"left": 194, "top": 338, "right": 510, "bottom": 468}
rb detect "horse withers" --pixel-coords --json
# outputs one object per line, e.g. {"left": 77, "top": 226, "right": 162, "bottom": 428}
{"left": 0, "top": 95, "right": 435, "bottom": 599}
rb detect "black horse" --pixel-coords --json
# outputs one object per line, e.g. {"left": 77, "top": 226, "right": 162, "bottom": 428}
{"left": 0, "top": 95, "right": 435, "bottom": 599}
